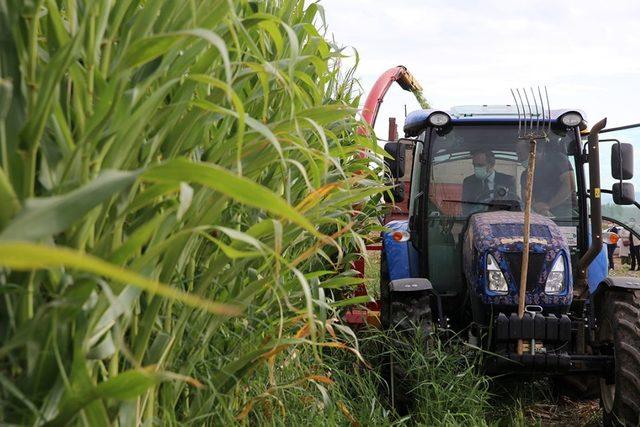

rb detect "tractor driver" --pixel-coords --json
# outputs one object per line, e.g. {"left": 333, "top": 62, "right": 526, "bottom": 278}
{"left": 462, "top": 149, "right": 517, "bottom": 215}
{"left": 516, "top": 142, "right": 576, "bottom": 217}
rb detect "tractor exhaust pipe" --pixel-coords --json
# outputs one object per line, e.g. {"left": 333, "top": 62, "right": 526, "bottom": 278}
{"left": 577, "top": 118, "right": 607, "bottom": 278}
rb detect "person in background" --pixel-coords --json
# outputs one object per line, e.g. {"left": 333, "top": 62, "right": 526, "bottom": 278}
{"left": 606, "top": 224, "right": 620, "bottom": 271}
{"left": 629, "top": 218, "right": 640, "bottom": 271}
{"left": 619, "top": 226, "right": 631, "bottom": 265}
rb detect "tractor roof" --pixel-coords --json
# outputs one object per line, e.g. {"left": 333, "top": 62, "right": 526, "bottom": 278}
{"left": 404, "top": 105, "right": 586, "bottom": 137}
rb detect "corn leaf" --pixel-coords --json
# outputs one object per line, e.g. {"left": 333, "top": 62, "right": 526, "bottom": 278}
{"left": 144, "top": 159, "right": 320, "bottom": 237}
{"left": 0, "top": 242, "right": 242, "bottom": 316}
{"left": 0, "top": 170, "right": 139, "bottom": 241}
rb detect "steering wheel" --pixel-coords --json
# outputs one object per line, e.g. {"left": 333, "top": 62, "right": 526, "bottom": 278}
{"left": 476, "top": 185, "right": 522, "bottom": 211}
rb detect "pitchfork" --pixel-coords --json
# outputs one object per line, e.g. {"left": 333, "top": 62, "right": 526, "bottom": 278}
{"left": 510, "top": 87, "right": 551, "bottom": 356}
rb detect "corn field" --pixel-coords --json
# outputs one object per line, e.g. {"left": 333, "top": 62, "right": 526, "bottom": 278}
{"left": 0, "top": 0, "right": 388, "bottom": 424}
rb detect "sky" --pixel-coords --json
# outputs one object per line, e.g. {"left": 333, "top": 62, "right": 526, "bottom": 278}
{"left": 317, "top": 0, "right": 640, "bottom": 137}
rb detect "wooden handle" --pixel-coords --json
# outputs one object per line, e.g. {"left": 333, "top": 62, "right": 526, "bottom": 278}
{"left": 517, "top": 139, "right": 537, "bottom": 355}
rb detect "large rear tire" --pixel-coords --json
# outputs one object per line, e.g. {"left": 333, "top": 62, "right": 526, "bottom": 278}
{"left": 597, "top": 289, "right": 640, "bottom": 426}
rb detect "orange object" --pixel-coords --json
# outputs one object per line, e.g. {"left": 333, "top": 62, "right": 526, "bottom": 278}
{"left": 366, "top": 310, "right": 381, "bottom": 328}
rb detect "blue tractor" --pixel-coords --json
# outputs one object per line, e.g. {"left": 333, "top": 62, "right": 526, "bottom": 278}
{"left": 380, "top": 105, "right": 640, "bottom": 425}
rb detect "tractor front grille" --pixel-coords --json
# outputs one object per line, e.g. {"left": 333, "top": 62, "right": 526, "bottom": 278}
{"left": 502, "top": 252, "right": 546, "bottom": 291}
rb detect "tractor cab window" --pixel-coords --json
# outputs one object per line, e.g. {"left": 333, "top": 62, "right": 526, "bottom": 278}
{"left": 424, "top": 125, "right": 579, "bottom": 295}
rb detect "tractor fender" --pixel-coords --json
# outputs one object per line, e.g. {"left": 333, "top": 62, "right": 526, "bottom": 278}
{"left": 382, "top": 220, "right": 413, "bottom": 281}
{"left": 594, "top": 276, "right": 640, "bottom": 294}
{"left": 590, "top": 276, "right": 640, "bottom": 333}
{"left": 591, "top": 276, "right": 640, "bottom": 311}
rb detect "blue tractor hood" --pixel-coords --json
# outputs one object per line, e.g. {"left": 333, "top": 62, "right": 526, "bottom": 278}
{"left": 462, "top": 211, "right": 572, "bottom": 307}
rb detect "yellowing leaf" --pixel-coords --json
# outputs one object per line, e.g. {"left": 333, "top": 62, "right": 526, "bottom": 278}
{"left": 236, "top": 399, "right": 256, "bottom": 421}
{"left": 307, "top": 375, "right": 333, "bottom": 384}
{"left": 337, "top": 401, "right": 360, "bottom": 427}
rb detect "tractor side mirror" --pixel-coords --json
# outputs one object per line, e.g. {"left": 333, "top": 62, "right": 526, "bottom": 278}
{"left": 384, "top": 142, "right": 406, "bottom": 179}
{"left": 611, "top": 142, "right": 633, "bottom": 180}
{"left": 384, "top": 184, "right": 405, "bottom": 204}
{"left": 613, "top": 182, "right": 635, "bottom": 205}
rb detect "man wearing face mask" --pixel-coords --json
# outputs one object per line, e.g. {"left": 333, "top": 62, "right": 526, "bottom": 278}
{"left": 462, "top": 149, "right": 516, "bottom": 215}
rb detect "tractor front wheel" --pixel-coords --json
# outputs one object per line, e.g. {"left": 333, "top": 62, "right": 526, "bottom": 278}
{"left": 598, "top": 289, "right": 640, "bottom": 426}
{"left": 382, "top": 288, "right": 432, "bottom": 414}
{"left": 389, "top": 292, "right": 432, "bottom": 338}
{"left": 379, "top": 252, "right": 433, "bottom": 413}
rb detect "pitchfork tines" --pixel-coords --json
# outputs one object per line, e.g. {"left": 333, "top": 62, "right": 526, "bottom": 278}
{"left": 510, "top": 87, "right": 550, "bottom": 141}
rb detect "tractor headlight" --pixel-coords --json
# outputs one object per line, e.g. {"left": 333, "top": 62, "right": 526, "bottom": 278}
{"left": 428, "top": 112, "right": 451, "bottom": 127}
{"left": 487, "top": 254, "right": 508, "bottom": 294}
{"left": 560, "top": 112, "right": 582, "bottom": 127}
{"left": 545, "top": 256, "right": 566, "bottom": 294}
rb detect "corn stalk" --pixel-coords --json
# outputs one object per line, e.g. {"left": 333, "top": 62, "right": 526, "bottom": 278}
{"left": 0, "top": 0, "right": 386, "bottom": 424}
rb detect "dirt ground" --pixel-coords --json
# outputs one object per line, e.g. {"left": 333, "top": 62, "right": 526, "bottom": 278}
{"left": 522, "top": 396, "right": 601, "bottom": 426}
{"left": 609, "top": 255, "right": 640, "bottom": 277}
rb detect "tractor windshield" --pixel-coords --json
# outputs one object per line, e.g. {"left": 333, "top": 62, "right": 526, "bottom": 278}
{"left": 420, "top": 124, "right": 579, "bottom": 294}
{"left": 426, "top": 125, "right": 578, "bottom": 221}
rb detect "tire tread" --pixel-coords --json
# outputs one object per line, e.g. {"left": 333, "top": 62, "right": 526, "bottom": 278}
{"left": 600, "top": 289, "right": 640, "bottom": 426}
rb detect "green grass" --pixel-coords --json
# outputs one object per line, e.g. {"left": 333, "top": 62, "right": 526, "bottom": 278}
{"left": 234, "top": 324, "right": 601, "bottom": 426}
{"left": 234, "top": 326, "right": 491, "bottom": 426}
{"left": 364, "top": 248, "right": 381, "bottom": 299}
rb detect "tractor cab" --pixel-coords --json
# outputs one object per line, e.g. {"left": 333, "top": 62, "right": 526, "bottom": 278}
{"left": 384, "top": 107, "right": 591, "bottom": 314}
{"left": 407, "top": 107, "right": 581, "bottom": 302}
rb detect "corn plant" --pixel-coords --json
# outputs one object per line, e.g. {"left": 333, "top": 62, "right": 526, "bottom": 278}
{"left": 0, "top": 0, "right": 386, "bottom": 424}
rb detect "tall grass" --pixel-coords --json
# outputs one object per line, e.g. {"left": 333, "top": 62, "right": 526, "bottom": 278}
{"left": 0, "top": 0, "right": 387, "bottom": 424}
{"left": 239, "top": 327, "right": 496, "bottom": 426}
